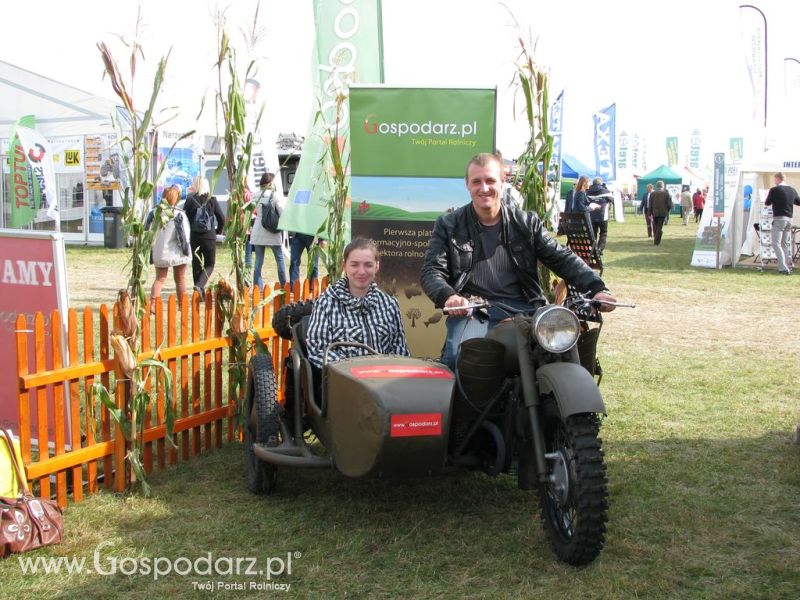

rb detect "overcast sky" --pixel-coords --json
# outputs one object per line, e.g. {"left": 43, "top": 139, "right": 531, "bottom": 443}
{"left": 3, "top": 0, "right": 799, "bottom": 170}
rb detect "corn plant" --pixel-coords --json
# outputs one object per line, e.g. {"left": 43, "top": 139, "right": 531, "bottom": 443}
{"left": 209, "top": 5, "right": 279, "bottom": 433}
{"left": 94, "top": 10, "right": 191, "bottom": 494}
{"left": 313, "top": 90, "right": 350, "bottom": 281}
{"left": 508, "top": 18, "right": 556, "bottom": 298}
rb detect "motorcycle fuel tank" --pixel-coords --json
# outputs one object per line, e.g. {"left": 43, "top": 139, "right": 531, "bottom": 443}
{"left": 325, "top": 356, "right": 454, "bottom": 478}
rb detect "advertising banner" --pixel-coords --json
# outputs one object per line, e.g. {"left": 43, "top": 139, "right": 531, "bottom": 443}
{"left": 593, "top": 103, "right": 616, "bottom": 182}
{"left": 7, "top": 115, "right": 39, "bottom": 228}
{"left": 0, "top": 230, "right": 70, "bottom": 440}
{"left": 729, "top": 137, "right": 744, "bottom": 162}
{"left": 157, "top": 131, "right": 201, "bottom": 201}
{"left": 280, "top": 0, "right": 385, "bottom": 236}
{"left": 85, "top": 134, "right": 123, "bottom": 191}
{"left": 690, "top": 157, "right": 740, "bottom": 268}
{"left": 349, "top": 86, "right": 496, "bottom": 356}
{"left": 739, "top": 5, "right": 767, "bottom": 127}
{"left": 548, "top": 90, "right": 564, "bottom": 181}
{"left": 618, "top": 131, "right": 628, "bottom": 171}
{"left": 666, "top": 137, "right": 679, "bottom": 167}
{"left": 689, "top": 130, "right": 702, "bottom": 169}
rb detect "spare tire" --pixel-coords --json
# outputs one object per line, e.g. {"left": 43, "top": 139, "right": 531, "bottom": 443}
{"left": 271, "top": 300, "right": 315, "bottom": 340}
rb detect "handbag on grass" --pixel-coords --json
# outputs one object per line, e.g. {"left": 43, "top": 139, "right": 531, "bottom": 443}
{"left": 0, "top": 429, "right": 64, "bottom": 558}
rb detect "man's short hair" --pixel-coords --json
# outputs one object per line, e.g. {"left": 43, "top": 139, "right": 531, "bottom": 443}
{"left": 656, "top": 180, "right": 665, "bottom": 190}
{"left": 775, "top": 172, "right": 785, "bottom": 182}
{"left": 592, "top": 177, "right": 603, "bottom": 186}
{"left": 465, "top": 153, "right": 502, "bottom": 181}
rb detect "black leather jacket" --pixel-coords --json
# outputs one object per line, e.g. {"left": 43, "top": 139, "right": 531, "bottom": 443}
{"left": 421, "top": 203, "right": 607, "bottom": 308}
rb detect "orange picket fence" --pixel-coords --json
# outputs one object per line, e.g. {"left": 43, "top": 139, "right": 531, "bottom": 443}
{"left": 14, "top": 279, "right": 322, "bottom": 508}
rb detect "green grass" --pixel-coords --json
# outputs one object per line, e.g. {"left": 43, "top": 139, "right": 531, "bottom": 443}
{"left": 2, "top": 217, "right": 799, "bottom": 599}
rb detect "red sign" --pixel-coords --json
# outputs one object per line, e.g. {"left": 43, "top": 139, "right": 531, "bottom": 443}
{"left": 0, "top": 231, "right": 69, "bottom": 439}
{"left": 350, "top": 365, "right": 453, "bottom": 379}
{"left": 390, "top": 413, "right": 443, "bottom": 438}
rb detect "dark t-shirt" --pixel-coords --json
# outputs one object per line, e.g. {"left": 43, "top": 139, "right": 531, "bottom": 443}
{"left": 462, "top": 222, "right": 523, "bottom": 302}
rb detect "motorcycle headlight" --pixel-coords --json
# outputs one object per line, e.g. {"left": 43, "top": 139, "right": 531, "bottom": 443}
{"left": 532, "top": 306, "right": 580, "bottom": 353}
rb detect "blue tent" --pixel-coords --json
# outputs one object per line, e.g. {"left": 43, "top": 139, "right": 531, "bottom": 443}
{"left": 562, "top": 153, "right": 597, "bottom": 179}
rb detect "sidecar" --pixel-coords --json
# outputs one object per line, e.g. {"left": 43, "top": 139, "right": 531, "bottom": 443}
{"left": 244, "top": 304, "right": 456, "bottom": 492}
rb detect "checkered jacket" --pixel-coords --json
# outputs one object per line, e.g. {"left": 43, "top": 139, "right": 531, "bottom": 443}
{"left": 306, "top": 278, "right": 410, "bottom": 368}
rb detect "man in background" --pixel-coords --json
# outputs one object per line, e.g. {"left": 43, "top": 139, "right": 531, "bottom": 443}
{"left": 764, "top": 171, "right": 800, "bottom": 275}
{"left": 649, "top": 180, "right": 673, "bottom": 246}
{"left": 641, "top": 183, "right": 654, "bottom": 237}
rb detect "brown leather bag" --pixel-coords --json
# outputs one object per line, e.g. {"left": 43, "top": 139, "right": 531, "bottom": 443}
{"left": 0, "top": 429, "right": 63, "bottom": 557}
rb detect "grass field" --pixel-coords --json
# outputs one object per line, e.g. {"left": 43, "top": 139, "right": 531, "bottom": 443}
{"left": 2, "top": 215, "right": 799, "bottom": 599}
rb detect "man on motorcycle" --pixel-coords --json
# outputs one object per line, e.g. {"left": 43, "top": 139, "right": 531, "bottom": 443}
{"left": 420, "top": 152, "right": 617, "bottom": 368}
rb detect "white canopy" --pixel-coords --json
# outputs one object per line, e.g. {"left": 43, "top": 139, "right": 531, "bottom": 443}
{"left": 0, "top": 59, "right": 121, "bottom": 138}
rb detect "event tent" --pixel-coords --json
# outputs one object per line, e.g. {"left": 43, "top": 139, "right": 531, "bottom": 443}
{"left": 0, "top": 60, "right": 122, "bottom": 137}
{"left": 637, "top": 164, "right": 683, "bottom": 214}
{"left": 562, "top": 153, "right": 598, "bottom": 180}
{"left": 732, "top": 146, "right": 800, "bottom": 267}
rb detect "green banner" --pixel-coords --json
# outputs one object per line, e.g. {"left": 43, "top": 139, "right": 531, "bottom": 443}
{"left": 729, "top": 137, "right": 744, "bottom": 162}
{"left": 8, "top": 115, "right": 39, "bottom": 228}
{"left": 279, "top": 0, "right": 385, "bottom": 236}
{"left": 349, "top": 86, "right": 496, "bottom": 356}
{"left": 351, "top": 87, "right": 496, "bottom": 178}
{"left": 666, "top": 136, "right": 678, "bottom": 167}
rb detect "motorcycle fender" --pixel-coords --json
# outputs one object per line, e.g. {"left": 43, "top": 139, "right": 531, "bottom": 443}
{"left": 536, "top": 362, "right": 606, "bottom": 417}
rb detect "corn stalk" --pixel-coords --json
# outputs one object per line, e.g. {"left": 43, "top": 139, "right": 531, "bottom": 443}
{"left": 314, "top": 91, "right": 350, "bottom": 281}
{"left": 509, "top": 20, "right": 556, "bottom": 299}
{"left": 95, "top": 9, "right": 191, "bottom": 494}
{"left": 210, "top": 5, "right": 278, "bottom": 434}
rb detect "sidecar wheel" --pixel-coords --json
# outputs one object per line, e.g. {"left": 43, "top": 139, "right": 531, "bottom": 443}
{"left": 245, "top": 353, "right": 280, "bottom": 494}
{"left": 539, "top": 413, "right": 608, "bottom": 565}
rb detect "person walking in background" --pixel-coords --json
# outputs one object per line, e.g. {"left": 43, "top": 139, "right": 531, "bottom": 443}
{"left": 649, "top": 180, "right": 673, "bottom": 246}
{"left": 587, "top": 176, "right": 613, "bottom": 254}
{"left": 692, "top": 188, "right": 705, "bottom": 223}
{"left": 149, "top": 186, "right": 191, "bottom": 310}
{"left": 184, "top": 175, "right": 225, "bottom": 300}
{"left": 641, "top": 183, "right": 654, "bottom": 237}
{"left": 289, "top": 232, "right": 323, "bottom": 288}
{"left": 764, "top": 171, "right": 800, "bottom": 275}
{"left": 565, "top": 175, "right": 591, "bottom": 213}
{"left": 250, "top": 172, "right": 286, "bottom": 289}
{"left": 680, "top": 185, "right": 693, "bottom": 225}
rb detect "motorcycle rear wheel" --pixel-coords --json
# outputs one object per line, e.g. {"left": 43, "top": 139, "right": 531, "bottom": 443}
{"left": 539, "top": 413, "right": 608, "bottom": 565}
{"left": 245, "top": 353, "right": 280, "bottom": 494}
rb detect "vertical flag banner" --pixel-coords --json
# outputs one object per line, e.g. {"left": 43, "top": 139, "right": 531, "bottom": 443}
{"left": 280, "top": 0, "right": 385, "bottom": 236}
{"left": 689, "top": 130, "right": 702, "bottom": 168}
{"left": 12, "top": 116, "right": 59, "bottom": 221}
{"left": 7, "top": 115, "right": 38, "bottom": 228}
{"left": 729, "top": 137, "right": 744, "bottom": 162}
{"left": 631, "top": 133, "right": 640, "bottom": 170}
{"left": 349, "top": 86, "right": 496, "bottom": 356}
{"left": 666, "top": 137, "right": 679, "bottom": 167}
{"left": 618, "top": 131, "right": 628, "bottom": 171}
{"left": 712, "top": 153, "right": 725, "bottom": 217}
{"left": 548, "top": 90, "right": 564, "bottom": 182}
{"left": 690, "top": 154, "right": 740, "bottom": 268}
{"left": 593, "top": 103, "right": 616, "bottom": 182}
{"left": 739, "top": 5, "right": 767, "bottom": 126}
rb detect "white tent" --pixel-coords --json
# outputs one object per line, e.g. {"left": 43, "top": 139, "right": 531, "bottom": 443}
{"left": 690, "top": 146, "right": 800, "bottom": 269}
{"left": 0, "top": 59, "right": 120, "bottom": 137}
{"left": 734, "top": 147, "right": 800, "bottom": 267}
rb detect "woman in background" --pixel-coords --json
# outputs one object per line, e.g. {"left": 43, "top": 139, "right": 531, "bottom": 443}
{"left": 184, "top": 175, "right": 225, "bottom": 300}
{"left": 149, "top": 186, "right": 191, "bottom": 309}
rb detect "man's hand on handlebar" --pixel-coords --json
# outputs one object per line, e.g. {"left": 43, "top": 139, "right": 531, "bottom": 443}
{"left": 592, "top": 290, "right": 618, "bottom": 312}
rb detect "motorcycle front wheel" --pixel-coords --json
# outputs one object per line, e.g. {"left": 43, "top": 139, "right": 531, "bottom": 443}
{"left": 539, "top": 413, "right": 608, "bottom": 565}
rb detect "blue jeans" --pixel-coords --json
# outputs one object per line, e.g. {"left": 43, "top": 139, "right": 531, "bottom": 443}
{"left": 245, "top": 239, "right": 254, "bottom": 269}
{"left": 440, "top": 299, "right": 534, "bottom": 369}
{"left": 253, "top": 244, "right": 286, "bottom": 288}
{"left": 289, "top": 233, "right": 318, "bottom": 286}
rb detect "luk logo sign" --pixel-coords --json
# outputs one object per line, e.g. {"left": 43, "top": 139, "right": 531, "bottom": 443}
{"left": 65, "top": 150, "right": 80, "bottom": 166}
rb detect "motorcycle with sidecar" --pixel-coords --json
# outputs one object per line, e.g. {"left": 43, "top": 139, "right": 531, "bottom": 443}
{"left": 244, "top": 292, "right": 631, "bottom": 565}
